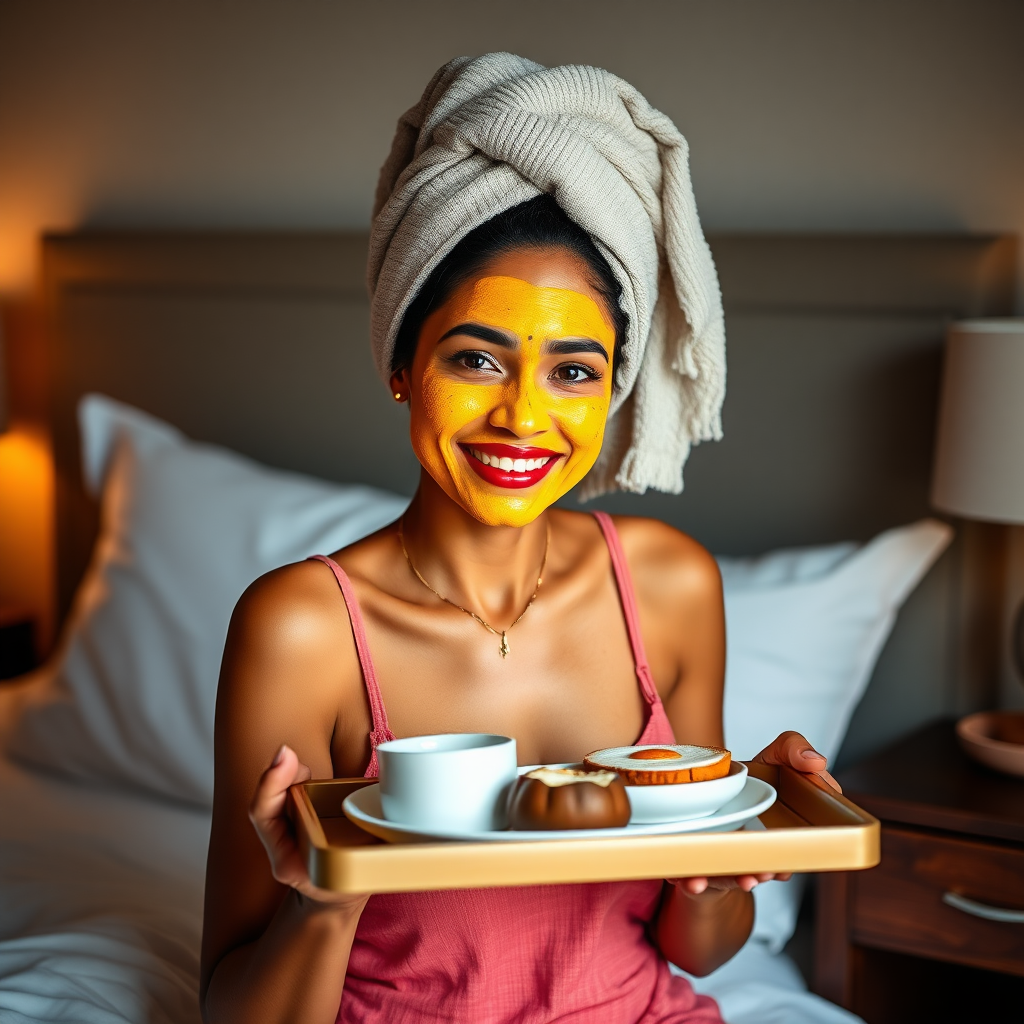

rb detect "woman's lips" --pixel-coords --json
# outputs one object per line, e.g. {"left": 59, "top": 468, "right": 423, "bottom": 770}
{"left": 460, "top": 443, "right": 562, "bottom": 489}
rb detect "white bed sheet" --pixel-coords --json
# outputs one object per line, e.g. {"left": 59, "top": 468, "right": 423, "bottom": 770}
{"left": 0, "top": 686, "right": 861, "bottom": 1024}
{"left": 679, "top": 944, "right": 863, "bottom": 1024}
{"left": 0, "top": 685, "right": 207, "bottom": 1024}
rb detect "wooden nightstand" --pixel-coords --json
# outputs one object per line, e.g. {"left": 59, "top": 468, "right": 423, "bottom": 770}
{"left": 815, "top": 720, "right": 1024, "bottom": 1023}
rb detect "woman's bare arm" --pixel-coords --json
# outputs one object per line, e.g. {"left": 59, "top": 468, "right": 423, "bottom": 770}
{"left": 652, "top": 881, "right": 755, "bottom": 977}
{"left": 200, "top": 562, "right": 371, "bottom": 1024}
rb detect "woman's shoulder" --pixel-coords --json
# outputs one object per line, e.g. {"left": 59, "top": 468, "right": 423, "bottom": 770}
{"left": 596, "top": 512, "right": 722, "bottom": 609}
{"left": 224, "top": 555, "right": 372, "bottom": 709}
{"left": 229, "top": 521, "right": 403, "bottom": 655}
{"left": 234, "top": 557, "right": 351, "bottom": 634}
{"left": 218, "top": 556, "right": 369, "bottom": 757}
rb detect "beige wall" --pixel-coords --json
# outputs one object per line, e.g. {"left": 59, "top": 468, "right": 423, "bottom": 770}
{"left": 1, "top": 0, "right": 1023, "bottom": 645}
{"left": 1, "top": 0, "right": 1022, "bottom": 295}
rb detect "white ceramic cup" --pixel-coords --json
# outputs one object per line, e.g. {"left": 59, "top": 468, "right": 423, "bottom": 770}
{"left": 377, "top": 733, "right": 518, "bottom": 832}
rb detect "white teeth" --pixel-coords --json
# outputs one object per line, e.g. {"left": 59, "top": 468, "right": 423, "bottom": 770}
{"left": 468, "top": 449, "right": 553, "bottom": 472}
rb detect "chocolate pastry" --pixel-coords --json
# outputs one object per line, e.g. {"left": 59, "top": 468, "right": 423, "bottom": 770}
{"left": 508, "top": 767, "right": 631, "bottom": 830}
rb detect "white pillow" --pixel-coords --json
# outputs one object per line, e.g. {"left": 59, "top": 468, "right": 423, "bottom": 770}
{"left": 717, "top": 520, "right": 952, "bottom": 951}
{"left": 8, "top": 395, "right": 409, "bottom": 806}
{"left": 719, "top": 522, "right": 951, "bottom": 763}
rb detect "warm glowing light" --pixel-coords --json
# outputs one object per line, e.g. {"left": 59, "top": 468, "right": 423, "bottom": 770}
{"left": 0, "top": 427, "right": 55, "bottom": 654}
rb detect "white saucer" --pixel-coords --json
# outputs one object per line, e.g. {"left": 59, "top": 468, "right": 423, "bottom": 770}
{"left": 342, "top": 777, "right": 776, "bottom": 843}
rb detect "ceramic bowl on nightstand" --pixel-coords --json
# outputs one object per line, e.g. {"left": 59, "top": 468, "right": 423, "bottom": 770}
{"left": 956, "top": 710, "right": 1024, "bottom": 778}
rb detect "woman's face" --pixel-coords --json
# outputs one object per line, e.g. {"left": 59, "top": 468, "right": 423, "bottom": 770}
{"left": 397, "top": 247, "right": 616, "bottom": 527}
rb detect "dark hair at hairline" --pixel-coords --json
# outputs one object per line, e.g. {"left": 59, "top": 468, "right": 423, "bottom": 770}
{"left": 391, "top": 194, "right": 628, "bottom": 383}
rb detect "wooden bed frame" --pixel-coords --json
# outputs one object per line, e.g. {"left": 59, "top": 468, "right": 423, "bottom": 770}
{"left": 40, "top": 230, "right": 1017, "bottom": 768}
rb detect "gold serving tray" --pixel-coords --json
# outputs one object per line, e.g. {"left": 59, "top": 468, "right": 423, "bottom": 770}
{"left": 288, "top": 762, "right": 879, "bottom": 894}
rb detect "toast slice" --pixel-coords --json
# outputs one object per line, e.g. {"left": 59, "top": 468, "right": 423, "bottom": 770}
{"left": 583, "top": 744, "right": 731, "bottom": 785}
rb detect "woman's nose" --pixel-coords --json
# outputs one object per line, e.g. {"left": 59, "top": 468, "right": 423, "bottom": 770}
{"left": 488, "top": 378, "right": 552, "bottom": 437}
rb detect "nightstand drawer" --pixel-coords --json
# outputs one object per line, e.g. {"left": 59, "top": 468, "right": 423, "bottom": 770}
{"left": 850, "top": 826, "right": 1024, "bottom": 975}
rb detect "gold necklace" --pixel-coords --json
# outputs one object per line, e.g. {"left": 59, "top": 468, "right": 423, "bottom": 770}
{"left": 397, "top": 517, "right": 550, "bottom": 659}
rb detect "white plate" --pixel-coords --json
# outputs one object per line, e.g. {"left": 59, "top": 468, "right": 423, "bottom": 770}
{"left": 625, "top": 762, "right": 748, "bottom": 823}
{"left": 342, "top": 776, "right": 776, "bottom": 843}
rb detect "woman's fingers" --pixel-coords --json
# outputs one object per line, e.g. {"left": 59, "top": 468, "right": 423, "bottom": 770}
{"left": 249, "top": 745, "right": 313, "bottom": 886}
{"left": 676, "top": 876, "right": 710, "bottom": 895}
{"left": 248, "top": 746, "right": 371, "bottom": 910}
{"left": 669, "top": 870, "right": 797, "bottom": 895}
{"left": 708, "top": 874, "right": 769, "bottom": 892}
{"left": 249, "top": 745, "right": 310, "bottom": 831}
{"left": 670, "top": 873, "right": 779, "bottom": 894}
{"left": 755, "top": 730, "right": 823, "bottom": 769}
{"left": 753, "top": 731, "right": 842, "bottom": 793}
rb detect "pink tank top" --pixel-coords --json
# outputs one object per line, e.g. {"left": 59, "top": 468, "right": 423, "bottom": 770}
{"left": 311, "top": 512, "right": 722, "bottom": 1024}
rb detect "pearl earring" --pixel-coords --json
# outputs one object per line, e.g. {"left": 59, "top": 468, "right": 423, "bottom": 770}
{"left": 394, "top": 392, "right": 403, "bottom": 402}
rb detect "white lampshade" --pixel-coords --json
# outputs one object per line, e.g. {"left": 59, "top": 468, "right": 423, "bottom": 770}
{"left": 931, "top": 319, "right": 1024, "bottom": 524}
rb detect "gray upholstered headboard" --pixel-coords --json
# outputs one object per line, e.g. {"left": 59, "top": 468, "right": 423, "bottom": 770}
{"left": 42, "top": 231, "right": 1017, "bottom": 766}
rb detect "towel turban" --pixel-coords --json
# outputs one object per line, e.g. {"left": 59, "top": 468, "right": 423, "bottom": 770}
{"left": 368, "top": 52, "right": 725, "bottom": 497}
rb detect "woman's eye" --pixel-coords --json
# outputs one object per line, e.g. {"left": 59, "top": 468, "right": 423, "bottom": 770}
{"left": 554, "top": 364, "right": 600, "bottom": 384}
{"left": 450, "top": 351, "right": 498, "bottom": 372}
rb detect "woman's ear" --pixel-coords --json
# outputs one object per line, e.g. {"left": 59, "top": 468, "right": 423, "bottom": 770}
{"left": 389, "top": 368, "right": 411, "bottom": 404}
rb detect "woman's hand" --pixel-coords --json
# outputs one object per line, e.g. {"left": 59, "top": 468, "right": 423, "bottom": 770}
{"left": 753, "top": 729, "right": 841, "bottom": 794}
{"left": 669, "top": 731, "right": 839, "bottom": 896}
{"left": 248, "top": 744, "right": 369, "bottom": 912}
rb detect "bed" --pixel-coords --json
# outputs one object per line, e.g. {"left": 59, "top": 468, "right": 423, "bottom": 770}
{"left": 0, "top": 229, "right": 1016, "bottom": 1024}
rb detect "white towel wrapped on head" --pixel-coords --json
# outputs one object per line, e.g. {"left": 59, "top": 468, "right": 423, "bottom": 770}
{"left": 368, "top": 52, "right": 725, "bottom": 497}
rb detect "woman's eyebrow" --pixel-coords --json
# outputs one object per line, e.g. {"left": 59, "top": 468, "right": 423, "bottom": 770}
{"left": 438, "top": 323, "right": 517, "bottom": 348}
{"left": 544, "top": 338, "right": 609, "bottom": 362}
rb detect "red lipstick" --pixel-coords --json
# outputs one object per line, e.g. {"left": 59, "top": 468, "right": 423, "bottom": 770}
{"left": 459, "top": 443, "right": 562, "bottom": 489}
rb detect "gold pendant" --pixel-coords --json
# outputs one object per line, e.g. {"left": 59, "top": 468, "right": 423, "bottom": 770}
{"left": 499, "top": 632, "right": 509, "bottom": 658}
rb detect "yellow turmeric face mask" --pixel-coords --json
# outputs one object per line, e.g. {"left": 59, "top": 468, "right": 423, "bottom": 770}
{"left": 408, "top": 275, "right": 615, "bottom": 527}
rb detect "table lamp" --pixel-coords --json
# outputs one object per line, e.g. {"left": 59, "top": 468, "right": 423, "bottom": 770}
{"left": 0, "top": 315, "right": 8, "bottom": 434}
{"left": 931, "top": 318, "right": 1024, "bottom": 773}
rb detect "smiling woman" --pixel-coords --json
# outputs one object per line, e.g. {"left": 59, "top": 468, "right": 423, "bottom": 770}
{"left": 200, "top": 53, "right": 836, "bottom": 1024}
{"left": 410, "top": 268, "right": 613, "bottom": 520}
{"left": 394, "top": 217, "right": 618, "bottom": 525}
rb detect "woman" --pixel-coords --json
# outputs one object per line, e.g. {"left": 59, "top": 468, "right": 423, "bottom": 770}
{"left": 200, "top": 55, "right": 836, "bottom": 1024}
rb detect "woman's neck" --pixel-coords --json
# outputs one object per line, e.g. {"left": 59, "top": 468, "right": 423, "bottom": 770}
{"left": 399, "top": 470, "right": 551, "bottom": 626}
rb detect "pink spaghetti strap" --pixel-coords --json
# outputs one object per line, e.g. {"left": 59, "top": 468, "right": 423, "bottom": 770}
{"left": 308, "top": 555, "right": 395, "bottom": 777}
{"left": 592, "top": 512, "right": 660, "bottom": 706}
